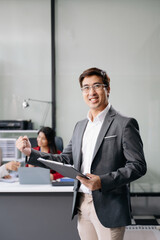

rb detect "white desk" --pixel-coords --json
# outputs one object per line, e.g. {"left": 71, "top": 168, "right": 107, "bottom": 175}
{"left": 0, "top": 181, "right": 73, "bottom": 192}
{"left": 0, "top": 182, "right": 80, "bottom": 240}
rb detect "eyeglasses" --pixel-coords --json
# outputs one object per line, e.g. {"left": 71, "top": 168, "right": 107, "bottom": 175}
{"left": 81, "top": 83, "right": 107, "bottom": 94}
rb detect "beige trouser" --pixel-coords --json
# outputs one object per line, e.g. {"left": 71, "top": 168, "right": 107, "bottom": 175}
{"left": 77, "top": 193, "right": 125, "bottom": 240}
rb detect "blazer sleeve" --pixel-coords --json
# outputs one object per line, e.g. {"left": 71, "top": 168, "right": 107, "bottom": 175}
{"left": 100, "top": 118, "right": 147, "bottom": 193}
{"left": 27, "top": 139, "right": 73, "bottom": 168}
{"left": 50, "top": 150, "right": 64, "bottom": 180}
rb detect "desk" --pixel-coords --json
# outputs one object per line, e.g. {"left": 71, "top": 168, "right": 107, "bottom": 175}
{"left": 0, "top": 182, "right": 80, "bottom": 240}
{"left": 1, "top": 178, "right": 160, "bottom": 240}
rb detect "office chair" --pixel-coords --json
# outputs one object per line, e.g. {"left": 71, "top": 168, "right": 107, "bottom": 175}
{"left": 55, "top": 136, "right": 63, "bottom": 152}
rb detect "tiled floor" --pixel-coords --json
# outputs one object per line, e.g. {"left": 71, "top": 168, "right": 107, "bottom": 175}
{"left": 124, "top": 227, "right": 160, "bottom": 240}
{"left": 124, "top": 216, "right": 160, "bottom": 240}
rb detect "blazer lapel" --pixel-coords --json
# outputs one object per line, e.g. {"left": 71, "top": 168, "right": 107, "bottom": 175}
{"left": 76, "top": 119, "right": 88, "bottom": 170}
{"left": 92, "top": 106, "right": 117, "bottom": 161}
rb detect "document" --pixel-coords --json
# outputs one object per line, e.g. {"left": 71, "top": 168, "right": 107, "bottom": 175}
{"left": 0, "top": 172, "right": 19, "bottom": 183}
{"left": 37, "top": 158, "right": 89, "bottom": 180}
{"left": 0, "top": 177, "right": 19, "bottom": 183}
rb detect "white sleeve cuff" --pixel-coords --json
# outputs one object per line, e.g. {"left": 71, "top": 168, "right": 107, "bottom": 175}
{"left": 0, "top": 164, "right": 9, "bottom": 178}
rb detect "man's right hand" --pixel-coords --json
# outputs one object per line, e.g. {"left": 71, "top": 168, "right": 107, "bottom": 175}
{"left": 16, "top": 136, "right": 31, "bottom": 156}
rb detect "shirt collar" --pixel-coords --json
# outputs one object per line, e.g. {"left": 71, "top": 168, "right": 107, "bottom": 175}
{"left": 87, "top": 103, "right": 111, "bottom": 123}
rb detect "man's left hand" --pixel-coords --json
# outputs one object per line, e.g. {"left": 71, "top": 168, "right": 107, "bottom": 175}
{"left": 76, "top": 173, "right": 101, "bottom": 191}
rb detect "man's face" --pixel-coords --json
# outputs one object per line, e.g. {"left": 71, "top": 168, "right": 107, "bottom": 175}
{"left": 81, "top": 75, "right": 109, "bottom": 113}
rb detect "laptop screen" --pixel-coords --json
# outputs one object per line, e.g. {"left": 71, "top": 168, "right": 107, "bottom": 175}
{"left": 18, "top": 167, "right": 50, "bottom": 184}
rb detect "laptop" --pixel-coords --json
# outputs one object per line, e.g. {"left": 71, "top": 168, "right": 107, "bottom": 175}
{"left": 18, "top": 167, "right": 51, "bottom": 184}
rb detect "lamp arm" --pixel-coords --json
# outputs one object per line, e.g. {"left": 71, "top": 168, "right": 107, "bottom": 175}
{"left": 41, "top": 103, "right": 50, "bottom": 127}
{"left": 28, "top": 98, "right": 52, "bottom": 104}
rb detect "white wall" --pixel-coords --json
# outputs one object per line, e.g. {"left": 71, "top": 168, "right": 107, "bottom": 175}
{"left": 0, "top": 0, "right": 160, "bottom": 176}
{"left": 55, "top": 0, "right": 160, "bottom": 176}
{"left": 0, "top": 0, "right": 51, "bottom": 129}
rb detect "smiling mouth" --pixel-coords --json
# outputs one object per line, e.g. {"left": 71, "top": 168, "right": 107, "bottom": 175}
{"left": 89, "top": 97, "right": 99, "bottom": 103}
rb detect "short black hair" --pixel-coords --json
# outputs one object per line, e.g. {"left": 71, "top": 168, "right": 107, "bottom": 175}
{"left": 79, "top": 67, "right": 110, "bottom": 90}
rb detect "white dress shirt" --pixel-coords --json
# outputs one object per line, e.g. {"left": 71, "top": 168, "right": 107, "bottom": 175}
{"left": 0, "top": 164, "right": 9, "bottom": 179}
{"left": 79, "top": 103, "right": 111, "bottom": 194}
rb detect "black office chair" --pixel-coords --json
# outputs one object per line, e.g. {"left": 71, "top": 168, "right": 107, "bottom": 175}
{"left": 29, "top": 136, "right": 63, "bottom": 152}
{"left": 29, "top": 138, "right": 37, "bottom": 148}
{"left": 55, "top": 136, "right": 63, "bottom": 152}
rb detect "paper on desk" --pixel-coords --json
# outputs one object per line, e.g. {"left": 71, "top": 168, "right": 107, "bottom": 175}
{"left": 0, "top": 177, "right": 19, "bottom": 183}
{"left": 0, "top": 171, "right": 19, "bottom": 183}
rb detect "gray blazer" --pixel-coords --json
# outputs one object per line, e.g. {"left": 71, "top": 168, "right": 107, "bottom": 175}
{"left": 28, "top": 106, "right": 147, "bottom": 228}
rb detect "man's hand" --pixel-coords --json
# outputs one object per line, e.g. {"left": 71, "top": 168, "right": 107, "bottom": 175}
{"left": 5, "top": 161, "right": 20, "bottom": 171}
{"left": 16, "top": 136, "right": 31, "bottom": 157}
{"left": 76, "top": 173, "right": 101, "bottom": 191}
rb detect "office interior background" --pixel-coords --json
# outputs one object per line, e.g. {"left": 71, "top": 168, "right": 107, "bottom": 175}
{"left": 0, "top": 0, "right": 160, "bottom": 179}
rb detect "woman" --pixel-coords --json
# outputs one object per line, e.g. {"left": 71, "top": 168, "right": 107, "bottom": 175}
{"left": 26, "top": 127, "right": 63, "bottom": 181}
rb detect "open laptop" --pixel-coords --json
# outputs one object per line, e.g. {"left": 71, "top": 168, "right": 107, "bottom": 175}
{"left": 18, "top": 167, "right": 51, "bottom": 184}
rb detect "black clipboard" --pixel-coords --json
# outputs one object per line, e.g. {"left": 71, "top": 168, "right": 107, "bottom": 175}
{"left": 37, "top": 158, "right": 89, "bottom": 180}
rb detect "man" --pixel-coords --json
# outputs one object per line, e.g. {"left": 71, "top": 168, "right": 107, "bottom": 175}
{"left": 16, "top": 67, "right": 147, "bottom": 240}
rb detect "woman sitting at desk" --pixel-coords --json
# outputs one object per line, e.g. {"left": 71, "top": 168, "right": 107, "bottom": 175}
{"left": 0, "top": 161, "right": 20, "bottom": 179}
{"left": 26, "top": 126, "right": 63, "bottom": 181}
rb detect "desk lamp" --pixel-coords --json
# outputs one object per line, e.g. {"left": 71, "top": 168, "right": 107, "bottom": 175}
{"left": 22, "top": 98, "right": 52, "bottom": 126}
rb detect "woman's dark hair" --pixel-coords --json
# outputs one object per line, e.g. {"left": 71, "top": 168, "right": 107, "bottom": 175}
{"left": 79, "top": 67, "right": 110, "bottom": 90}
{"left": 38, "top": 126, "right": 57, "bottom": 154}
